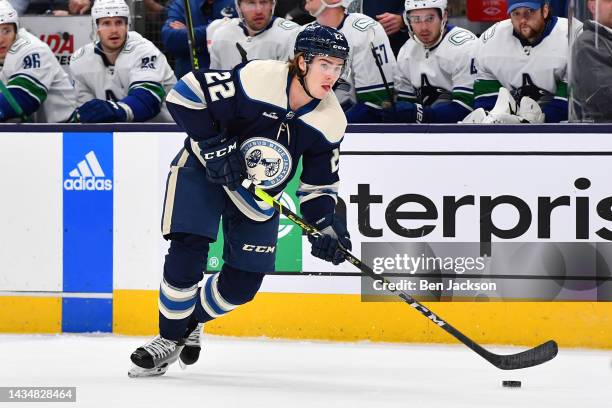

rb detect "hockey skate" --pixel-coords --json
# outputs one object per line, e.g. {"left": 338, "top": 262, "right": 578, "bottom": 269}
{"left": 179, "top": 323, "right": 204, "bottom": 369}
{"left": 128, "top": 335, "right": 184, "bottom": 378}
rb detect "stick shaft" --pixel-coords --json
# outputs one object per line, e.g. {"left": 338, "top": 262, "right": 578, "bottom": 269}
{"left": 247, "top": 182, "right": 558, "bottom": 370}
{"left": 183, "top": 0, "right": 199, "bottom": 70}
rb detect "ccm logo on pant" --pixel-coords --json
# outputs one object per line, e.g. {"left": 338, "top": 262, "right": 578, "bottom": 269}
{"left": 242, "top": 244, "right": 276, "bottom": 253}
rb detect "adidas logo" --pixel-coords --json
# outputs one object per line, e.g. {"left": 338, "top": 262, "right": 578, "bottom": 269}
{"left": 262, "top": 111, "right": 279, "bottom": 120}
{"left": 63, "top": 150, "right": 112, "bottom": 191}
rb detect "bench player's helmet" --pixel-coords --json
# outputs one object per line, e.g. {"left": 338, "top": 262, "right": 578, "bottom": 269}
{"left": 403, "top": 0, "right": 448, "bottom": 48}
{"left": 307, "top": 0, "right": 358, "bottom": 18}
{"left": 0, "top": 1, "right": 19, "bottom": 31}
{"left": 92, "top": 0, "right": 131, "bottom": 27}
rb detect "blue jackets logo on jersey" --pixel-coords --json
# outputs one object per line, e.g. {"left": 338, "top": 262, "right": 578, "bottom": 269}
{"left": 63, "top": 150, "right": 113, "bottom": 191}
{"left": 241, "top": 137, "right": 292, "bottom": 190}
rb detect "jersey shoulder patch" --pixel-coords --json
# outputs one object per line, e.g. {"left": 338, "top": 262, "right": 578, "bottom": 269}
{"left": 276, "top": 18, "right": 299, "bottom": 30}
{"left": 238, "top": 60, "right": 288, "bottom": 109}
{"left": 480, "top": 22, "right": 499, "bottom": 44}
{"left": 122, "top": 31, "right": 150, "bottom": 54}
{"left": 70, "top": 44, "right": 91, "bottom": 65}
{"left": 8, "top": 38, "right": 30, "bottom": 54}
{"left": 349, "top": 13, "right": 377, "bottom": 32}
{"left": 447, "top": 28, "right": 477, "bottom": 46}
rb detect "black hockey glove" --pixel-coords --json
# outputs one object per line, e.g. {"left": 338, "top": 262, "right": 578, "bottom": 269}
{"left": 199, "top": 133, "right": 246, "bottom": 191}
{"left": 308, "top": 214, "right": 352, "bottom": 265}
{"left": 76, "top": 99, "right": 128, "bottom": 123}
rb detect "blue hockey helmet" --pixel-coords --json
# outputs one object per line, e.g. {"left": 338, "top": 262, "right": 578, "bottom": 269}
{"left": 294, "top": 24, "right": 350, "bottom": 63}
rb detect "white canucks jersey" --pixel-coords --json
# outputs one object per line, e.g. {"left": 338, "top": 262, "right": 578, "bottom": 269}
{"left": 329, "top": 13, "right": 396, "bottom": 107}
{"left": 69, "top": 31, "right": 177, "bottom": 122}
{"left": 474, "top": 17, "right": 569, "bottom": 105}
{"left": 208, "top": 17, "right": 301, "bottom": 70}
{"left": 0, "top": 28, "right": 76, "bottom": 122}
{"left": 395, "top": 26, "right": 478, "bottom": 110}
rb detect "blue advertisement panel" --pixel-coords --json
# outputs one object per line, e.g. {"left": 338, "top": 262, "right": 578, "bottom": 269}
{"left": 62, "top": 132, "right": 113, "bottom": 332}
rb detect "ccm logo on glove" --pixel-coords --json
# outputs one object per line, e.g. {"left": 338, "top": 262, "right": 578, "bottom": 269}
{"left": 203, "top": 141, "right": 238, "bottom": 160}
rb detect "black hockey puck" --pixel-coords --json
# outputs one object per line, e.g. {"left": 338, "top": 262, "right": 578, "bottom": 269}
{"left": 502, "top": 380, "right": 522, "bottom": 388}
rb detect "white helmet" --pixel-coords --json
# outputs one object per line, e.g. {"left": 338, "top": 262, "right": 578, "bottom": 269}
{"left": 308, "top": 0, "right": 355, "bottom": 18}
{"left": 234, "top": 0, "right": 276, "bottom": 32}
{"left": 403, "top": 0, "right": 448, "bottom": 48}
{"left": 404, "top": 0, "right": 447, "bottom": 13}
{"left": 0, "top": 1, "right": 19, "bottom": 30}
{"left": 91, "top": 0, "right": 131, "bottom": 25}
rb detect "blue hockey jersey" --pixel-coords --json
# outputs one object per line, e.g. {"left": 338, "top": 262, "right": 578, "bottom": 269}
{"left": 165, "top": 59, "right": 347, "bottom": 223}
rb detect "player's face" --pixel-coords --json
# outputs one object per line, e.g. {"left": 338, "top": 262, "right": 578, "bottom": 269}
{"left": 97, "top": 17, "right": 128, "bottom": 52}
{"left": 0, "top": 23, "right": 16, "bottom": 60}
{"left": 407, "top": 9, "right": 443, "bottom": 46}
{"left": 240, "top": 0, "right": 274, "bottom": 31}
{"left": 510, "top": 6, "right": 549, "bottom": 42}
{"left": 304, "top": 0, "right": 323, "bottom": 15}
{"left": 588, "top": 0, "right": 612, "bottom": 28}
{"left": 301, "top": 55, "right": 344, "bottom": 99}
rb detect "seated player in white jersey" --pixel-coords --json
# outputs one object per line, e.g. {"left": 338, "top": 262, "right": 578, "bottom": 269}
{"left": 471, "top": 0, "right": 568, "bottom": 123}
{"left": 207, "top": 0, "right": 301, "bottom": 70}
{"left": 304, "top": 0, "right": 397, "bottom": 122}
{"left": 69, "top": 0, "right": 177, "bottom": 123}
{"left": 382, "top": 0, "right": 478, "bottom": 123}
{"left": 0, "top": 1, "right": 76, "bottom": 122}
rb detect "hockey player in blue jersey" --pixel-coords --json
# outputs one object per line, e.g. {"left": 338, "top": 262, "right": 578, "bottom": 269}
{"left": 128, "top": 23, "right": 352, "bottom": 378}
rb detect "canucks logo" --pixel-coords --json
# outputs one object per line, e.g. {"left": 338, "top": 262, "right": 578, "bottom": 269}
{"left": 241, "top": 138, "right": 292, "bottom": 190}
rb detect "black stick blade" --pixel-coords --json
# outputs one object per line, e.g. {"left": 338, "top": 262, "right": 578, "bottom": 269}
{"left": 488, "top": 340, "right": 558, "bottom": 370}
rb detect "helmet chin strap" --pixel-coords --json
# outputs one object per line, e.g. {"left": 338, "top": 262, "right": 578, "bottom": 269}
{"left": 308, "top": 0, "right": 343, "bottom": 17}
{"left": 297, "top": 64, "right": 316, "bottom": 99}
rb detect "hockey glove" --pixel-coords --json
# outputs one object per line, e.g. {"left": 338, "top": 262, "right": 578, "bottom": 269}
{"left": 345, "top": 102, "right": 383, "bottom": 123}
{"left": 77, "top": 99, "right": 128, "bottom": 123}
{"left": 380, "top": 101, "right": 416, "bottom": 123}
{"left": 198, "top": 133, "right": 246, "bottom": 191}
{"left": 308, "top": 214, "right": 352, "bottom": 265}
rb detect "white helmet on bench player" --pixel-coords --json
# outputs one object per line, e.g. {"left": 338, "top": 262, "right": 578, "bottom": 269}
{"left": 403, "top": 0, "right": 448, "bottom": 47}
{"left": 0, "top": 1, "right": 19, "bottom": 31}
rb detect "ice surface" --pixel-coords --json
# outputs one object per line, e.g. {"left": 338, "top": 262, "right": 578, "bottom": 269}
{"left": 0, "top": 334, "right": 610, "bottom": 408}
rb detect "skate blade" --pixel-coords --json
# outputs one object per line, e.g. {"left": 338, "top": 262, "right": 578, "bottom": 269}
{"left": 128, "top": 363, "right": 169, "bottom": 378}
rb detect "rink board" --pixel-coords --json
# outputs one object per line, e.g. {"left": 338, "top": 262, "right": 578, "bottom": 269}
{"left": 1, "top": 124, "right": 611, "bottom": 348}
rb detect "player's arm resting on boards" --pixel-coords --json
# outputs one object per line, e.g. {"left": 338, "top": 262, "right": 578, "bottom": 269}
{"left": 75, "top": 47, "right": 169, "bottom": 123}
{"left": 541, "top": 77, "right": 568, "bottom": 123}
{"left": 0, "top": 51, "right": 53, "bottom": 121}
{"left": 165, "top": 69, "right": 245, "bottom": 190}
{"left": 345, "top": 20, "right": 397, "bottom": 123}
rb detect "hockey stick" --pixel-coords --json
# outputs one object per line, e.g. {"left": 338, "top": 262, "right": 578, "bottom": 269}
{"left": 241, "top": 180, "right": 558, "bottom": 370}
{"left": 183, "top": 0, "right": 200, "bottom": 70}
{"left": 0, "top": 79, "right": 26, "bottom": 121}
{"left": 236, "top": 42, "right": 248, "bottom": 64}
{"left": 368, "top": 27, "right": 395, "bottom": 110}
